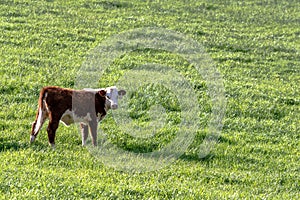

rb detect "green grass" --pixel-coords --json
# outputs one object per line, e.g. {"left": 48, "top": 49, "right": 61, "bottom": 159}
{"left": 0, "top": 0, "right": 299, "bottom": 199}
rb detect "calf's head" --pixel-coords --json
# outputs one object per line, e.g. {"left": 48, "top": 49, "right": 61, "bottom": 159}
{"left": 105, "top": 86, "right": 126, "bottom": 110}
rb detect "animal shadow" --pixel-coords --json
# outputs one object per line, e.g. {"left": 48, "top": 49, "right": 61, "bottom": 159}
{"left": 0, "top": 138, "right": 28, "bottom": 152}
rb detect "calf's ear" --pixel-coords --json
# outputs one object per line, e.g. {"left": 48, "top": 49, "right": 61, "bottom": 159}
{"left": 98, "top": 90, "right": 106, "bottom": 97}
{"left": 118, "top": 90, "right": 126, "bottom": 97}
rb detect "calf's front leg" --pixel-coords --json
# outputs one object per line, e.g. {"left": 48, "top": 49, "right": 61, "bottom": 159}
{"left": 88, "top": 120, "right": 98, "bottom": 147}
{"left": 80, "top": 123, "right": 89, "bottom": 146}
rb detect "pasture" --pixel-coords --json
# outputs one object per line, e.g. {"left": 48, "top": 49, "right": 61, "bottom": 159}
{"left": 0, "top": 0, "right": 299, "bottom": 199}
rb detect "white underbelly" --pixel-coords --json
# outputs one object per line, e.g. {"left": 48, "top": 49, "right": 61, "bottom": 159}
{"left": 60, "top": 110, "right": 92, "bottom": 126}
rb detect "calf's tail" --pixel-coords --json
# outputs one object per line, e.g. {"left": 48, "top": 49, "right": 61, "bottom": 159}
{"left": 30, "top": 89, "right": 48, "bottom": 142}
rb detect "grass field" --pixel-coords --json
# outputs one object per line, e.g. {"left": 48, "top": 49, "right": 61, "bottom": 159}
{"left": 0, "top": 0, "right": 299, "bottom": 199}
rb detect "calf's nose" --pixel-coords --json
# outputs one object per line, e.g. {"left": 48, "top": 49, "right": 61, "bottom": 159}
{"left": 111, "top": 104, "right": 118, "bottom": 109}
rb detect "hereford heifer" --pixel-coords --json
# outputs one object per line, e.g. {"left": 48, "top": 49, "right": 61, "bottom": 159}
{"left": 30, "top": 86, "right": 108, "bottom": 147}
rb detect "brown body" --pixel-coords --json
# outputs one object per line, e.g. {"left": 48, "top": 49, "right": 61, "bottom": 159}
{"left": 31, "top": 86, "right": 107, "bottom": 147}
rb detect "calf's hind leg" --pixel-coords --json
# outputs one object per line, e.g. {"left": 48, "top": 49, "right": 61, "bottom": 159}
{"left": 47, "top": 117, "right": 60, "bottom": 148}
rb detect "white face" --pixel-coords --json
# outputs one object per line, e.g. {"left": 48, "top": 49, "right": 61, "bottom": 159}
{"left": 105, "top": 86, "right": 126, "bottom": 110}
{"left": 83, "top": 86, "right": 126, "bottom": 111}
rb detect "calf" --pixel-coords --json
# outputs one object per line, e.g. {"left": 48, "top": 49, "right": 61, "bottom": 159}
{"left": 30, "top": 86, "right": 107, "bottom": 147}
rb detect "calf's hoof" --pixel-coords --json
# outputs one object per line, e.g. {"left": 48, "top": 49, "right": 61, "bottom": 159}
{"left": 49, "top": 143, "right": 55, "bottom": 149}
{"left": 30, "top": 135, "right": 36, "bottom": 143}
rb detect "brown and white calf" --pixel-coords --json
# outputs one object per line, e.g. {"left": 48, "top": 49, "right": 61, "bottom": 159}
{"left": 31, "top": 86, "right": 108, "bottom": 147}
